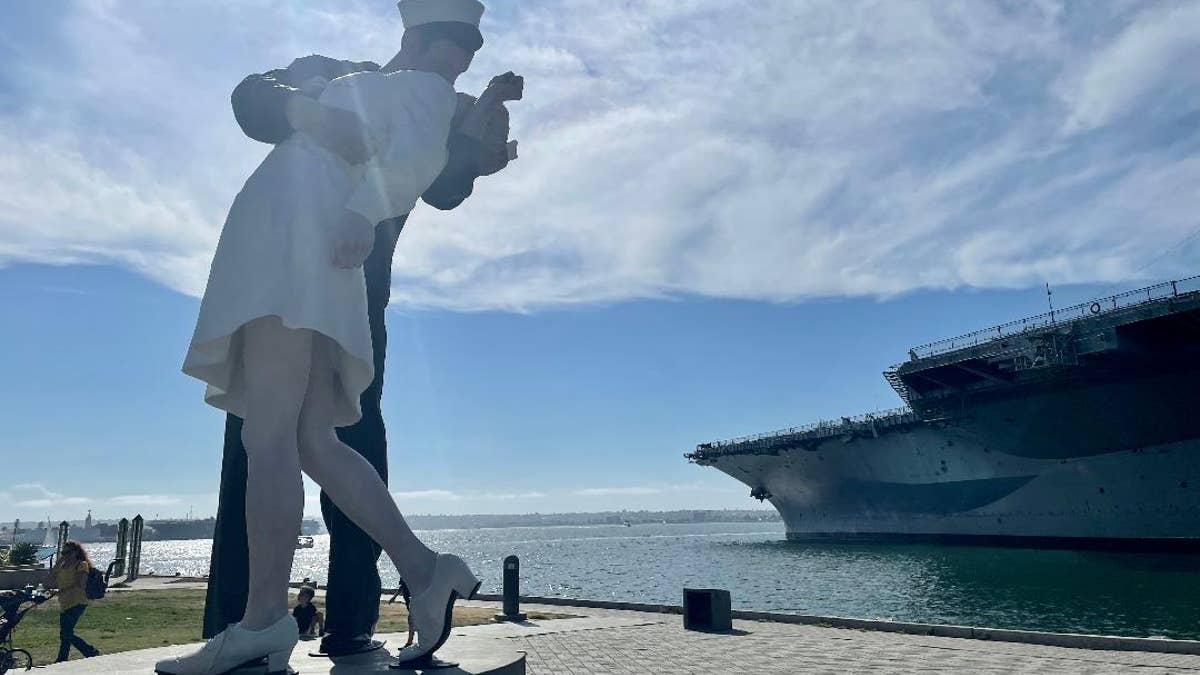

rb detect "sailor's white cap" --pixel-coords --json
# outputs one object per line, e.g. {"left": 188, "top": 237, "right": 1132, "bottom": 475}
{"left": 397, "top": 0, "right": 485, "bottom": 29}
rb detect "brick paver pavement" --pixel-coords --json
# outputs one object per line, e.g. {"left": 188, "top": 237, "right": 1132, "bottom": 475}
{"left": 487, "top": 605, "right": 1200, "bottom": 675}
{"left": 40, "top": 593, "right": 1200, "bottom": 674}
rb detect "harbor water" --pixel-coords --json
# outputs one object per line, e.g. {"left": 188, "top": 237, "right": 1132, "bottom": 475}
{"left": 83, "top": 521, "right": 1200, "bottom": 640}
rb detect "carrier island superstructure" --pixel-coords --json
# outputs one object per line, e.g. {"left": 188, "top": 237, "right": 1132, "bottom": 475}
{"left": 687, "top": 277, "right": 1200, "bottom": 550}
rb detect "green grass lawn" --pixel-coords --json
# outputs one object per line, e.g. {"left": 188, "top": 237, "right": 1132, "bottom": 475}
{"left": 10, "top": 588, "right": 564, "bottom": 666}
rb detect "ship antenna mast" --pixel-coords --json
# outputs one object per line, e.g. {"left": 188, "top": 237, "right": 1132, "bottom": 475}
{"left": 1046, "top": 282, "right": 1056, "bottom": 324}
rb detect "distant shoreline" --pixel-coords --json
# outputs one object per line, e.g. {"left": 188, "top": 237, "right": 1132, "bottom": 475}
{"left": 4, "top": 509, "right": 780, "bottom": 543}
{"left": 403, "top": 509, "right": 780, "bottom": 532}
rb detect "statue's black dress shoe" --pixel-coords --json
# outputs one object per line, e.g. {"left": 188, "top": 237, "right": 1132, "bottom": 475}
{"left": 313, "top": 633, "right": 385, "bottom": 657}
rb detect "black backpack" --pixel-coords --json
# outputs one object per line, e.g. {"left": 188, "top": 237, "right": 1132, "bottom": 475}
{"left": 84, "top": 567, "right": 107, "bottom": 600}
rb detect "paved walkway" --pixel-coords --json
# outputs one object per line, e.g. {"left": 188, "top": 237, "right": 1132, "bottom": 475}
{"left": 462, "top": 601, "right": 1200, "bottom": 674}
{"left": 43, "top": 583, "right": 1200, "bottom": 674}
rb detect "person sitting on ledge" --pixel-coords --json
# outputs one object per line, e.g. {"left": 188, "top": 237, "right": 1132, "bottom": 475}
{"left": 293, "top": 586, "right": 325, "bottom": 640}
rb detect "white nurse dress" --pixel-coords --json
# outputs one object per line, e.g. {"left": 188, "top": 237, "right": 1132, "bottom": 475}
{"left": 182, "top": 69, "right": 456, "bottom": 427}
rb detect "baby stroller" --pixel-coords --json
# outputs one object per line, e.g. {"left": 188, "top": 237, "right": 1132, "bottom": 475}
{"left": 0, "top": 587, "right": 54, "bottom": 673}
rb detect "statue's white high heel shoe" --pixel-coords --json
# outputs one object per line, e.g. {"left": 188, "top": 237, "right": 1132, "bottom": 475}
{"left": 154, "top": 614, "right": 298, "bottom": 675}
{"left": 394, "top": 553, "right": 481, "bottom": 667}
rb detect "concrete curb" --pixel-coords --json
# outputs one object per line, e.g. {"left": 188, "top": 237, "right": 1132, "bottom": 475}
{"left": 474, "top": 594, "right": 1200, "bottom": 656}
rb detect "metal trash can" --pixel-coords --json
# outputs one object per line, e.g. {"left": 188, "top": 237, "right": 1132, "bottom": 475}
{"left": 683, "top": 588, "right": 732, "bottom": 632}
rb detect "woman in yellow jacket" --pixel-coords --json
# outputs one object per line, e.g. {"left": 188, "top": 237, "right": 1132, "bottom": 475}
{"left": 50, "top": 541, "right": 100, "bottom": 662}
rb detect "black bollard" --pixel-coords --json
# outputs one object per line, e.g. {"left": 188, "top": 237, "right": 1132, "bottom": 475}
{"left": 113, "top": 518, "right": 129, "bottom": 578}
{"left": 494, "top": 555, "right": 526, "bottom": 622}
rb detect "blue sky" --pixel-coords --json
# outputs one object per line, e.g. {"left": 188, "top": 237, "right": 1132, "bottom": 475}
{"left": 0, "top": 0, "right": 1197, "bottom": 520}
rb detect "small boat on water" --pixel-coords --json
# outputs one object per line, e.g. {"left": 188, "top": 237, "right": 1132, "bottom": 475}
{"left": 296, "top": 536, "right": 314, "bottom": 549}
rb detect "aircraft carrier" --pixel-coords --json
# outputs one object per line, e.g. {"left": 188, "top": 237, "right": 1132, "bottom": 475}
{"left": 687, "top": 277, "right": 1200, "bottom": 550}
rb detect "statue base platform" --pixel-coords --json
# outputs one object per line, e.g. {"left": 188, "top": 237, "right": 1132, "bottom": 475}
{"left": 40, "top": 631, "right": 525, "bottom": 674}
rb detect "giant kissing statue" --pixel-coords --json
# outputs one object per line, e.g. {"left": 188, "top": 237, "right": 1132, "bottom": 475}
{"left": 169, "top": 1, "right": 522, "bottom": 672}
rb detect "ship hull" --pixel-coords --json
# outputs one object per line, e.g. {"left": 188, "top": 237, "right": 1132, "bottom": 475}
{"left": 692, "top": 279, "right": 1200, "bottom": 550}
{"left": 704, "top": 426, "right": 1200, "bottom": 550}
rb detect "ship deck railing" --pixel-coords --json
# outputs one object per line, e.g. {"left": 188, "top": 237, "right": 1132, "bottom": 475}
{"left": 689, "top": 406, "right": 918, "bottom": 460}
{"left": 905, "top": 276, "right": 1200, "bottom": 362}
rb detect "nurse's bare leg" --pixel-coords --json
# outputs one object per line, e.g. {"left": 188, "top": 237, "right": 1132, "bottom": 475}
{"left": 239, "top": 315, "right": 312, "bottom": 631}
{"left": 297, "top": 336, "right": 437, "bottom": 592}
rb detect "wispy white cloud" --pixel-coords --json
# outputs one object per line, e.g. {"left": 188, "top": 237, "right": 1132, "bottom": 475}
{"left": 1056, "top": 2, "right": 1200, "bottom": 136}
{"left": 108, "top": 494, "right": 182, "bottom": 507}
{"left": 391, "top": 489, "right": 548, "bottom": 501}
{"left": 0, "top": 485, "right": 216, "bottom": 521}
{"left": 574, "top": 486, "right": 663, "bottom": 497}
{"left": 479, "top": 491, "right": 548, "bottom": 500}
{"left": 0, "top": 483, "right": 90, "bottom": 509}
{"left": 12, "top": 498, "right": 90, "bottom": 509}
{"left": 392, "top": 489, "right": 463, "bottom": 501}
{"left": 9, "top": 483, "right": 48, "bottom": 491}
{"left": 37, "top": 285, "right": 97, "bottom": 296}
{"left": 1, "top": 1, "right": 1196, "bottom": 312}
{"left": 572, "top": 483, "right": 733, "bottom": 497}
{"left": 309, "top": 485, "right": 547, "bottom": 518}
